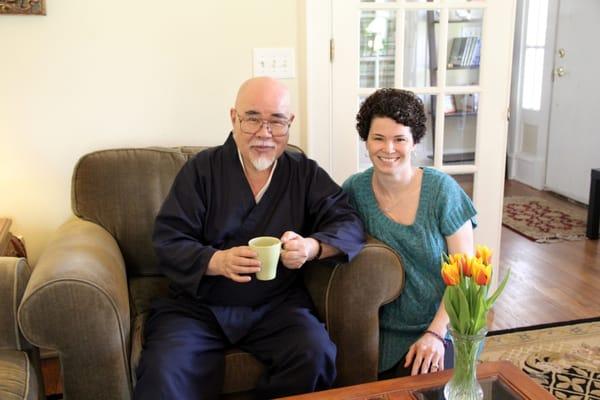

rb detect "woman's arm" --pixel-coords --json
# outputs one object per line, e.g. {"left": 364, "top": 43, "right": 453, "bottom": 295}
{"left": 404, "top": 220, "right": 474, "bottom": 375}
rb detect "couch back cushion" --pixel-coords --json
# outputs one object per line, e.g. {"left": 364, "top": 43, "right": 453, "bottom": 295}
{"left": 72, "top": 147, "right": 206, "bottom": 276}
{"left": 71, "top": 145, "right": 302, "bottom": 277}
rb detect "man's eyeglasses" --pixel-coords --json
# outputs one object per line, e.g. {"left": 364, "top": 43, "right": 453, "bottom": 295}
{"left": 236, "top": 113, "right": 291, "bottom": 137}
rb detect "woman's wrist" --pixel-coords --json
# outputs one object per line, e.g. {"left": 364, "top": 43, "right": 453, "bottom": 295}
{"left": 424, "top": 329, "right": 446, "bottom": 344}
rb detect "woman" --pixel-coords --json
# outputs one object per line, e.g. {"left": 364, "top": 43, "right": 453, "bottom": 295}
{"left": 342, "top": 88, "right": 477, "bottom": 378}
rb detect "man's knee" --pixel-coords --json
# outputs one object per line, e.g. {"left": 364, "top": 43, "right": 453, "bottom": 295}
{"left": 303, "top": 329, "right": 337, "bottom": 367}
{"left": 288, "top": 327, "right": 337, "bottom": 386}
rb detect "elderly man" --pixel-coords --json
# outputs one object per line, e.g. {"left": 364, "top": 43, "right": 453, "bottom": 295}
{"left": 133, "top": 77, "right": 365, "bottom": 399}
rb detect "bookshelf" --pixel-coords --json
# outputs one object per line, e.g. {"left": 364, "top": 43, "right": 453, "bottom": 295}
{"left": 426, "top": 9, "right": 482, "bottom": 164}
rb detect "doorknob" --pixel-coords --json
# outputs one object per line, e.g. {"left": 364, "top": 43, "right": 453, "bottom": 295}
{"left": 555, "top": 67, "right": 566, "bottom": 78}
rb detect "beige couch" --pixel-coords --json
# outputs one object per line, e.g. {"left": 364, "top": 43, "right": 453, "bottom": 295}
{"left": 18, "top": 146, "right": 404, "bottom": 400}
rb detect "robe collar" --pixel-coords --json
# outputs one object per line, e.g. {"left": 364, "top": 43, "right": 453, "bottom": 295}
{"left": 236, "top": 149, "right": 278, "bottom": 203}
{"left": 224, "top": 132, "right": 286, "bottom": 206}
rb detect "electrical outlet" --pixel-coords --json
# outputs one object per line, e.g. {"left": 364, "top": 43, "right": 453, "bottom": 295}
{"left": 253, "top": 48, "right": 295, "bottom": 79}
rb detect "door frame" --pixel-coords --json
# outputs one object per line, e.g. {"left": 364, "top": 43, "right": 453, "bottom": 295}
{"left": 303, "top": 0, "right": 333, "bottom": 171}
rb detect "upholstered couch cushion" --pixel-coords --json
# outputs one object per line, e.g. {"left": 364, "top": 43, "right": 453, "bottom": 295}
{"left": 0, "top": 350, "right": 39, "bottom": 400}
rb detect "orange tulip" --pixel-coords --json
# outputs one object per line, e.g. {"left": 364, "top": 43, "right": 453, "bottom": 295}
{"left": 471, "top": 259, "right": 492, "bottom": 285}
{"left": 450, "top": 253, "right": 472, "bottom": 277}
{"left": 441, "top": 261, "right": 460, "bottom": 286}
{"left": 476, "top": 245, "right": 492, "bottom": 265}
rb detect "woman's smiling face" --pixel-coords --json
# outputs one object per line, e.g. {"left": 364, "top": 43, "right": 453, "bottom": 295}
{"left": 366, "top": 116, "right": 416, "bottom": 174}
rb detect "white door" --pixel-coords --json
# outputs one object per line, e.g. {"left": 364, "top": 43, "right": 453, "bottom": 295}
{"left": 545, "top": 0, "right": 600, "bottom": 204}
{"left": 330, "top": 0, "right": 516, "bottom": 269}
{"left": 507, "top": 0, "right": 558, "bottom": 191}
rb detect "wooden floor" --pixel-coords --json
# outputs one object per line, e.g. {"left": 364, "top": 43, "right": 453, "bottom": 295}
{"left": 489, "top": 179, "right": 600, "bottom": 331}
{"left": 39, "top": 179, "right": 600, "bottom": 396}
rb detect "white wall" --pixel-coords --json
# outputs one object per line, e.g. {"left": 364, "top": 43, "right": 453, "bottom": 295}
{"left": 0, "top": 1, "right": 304, "bottom": 263}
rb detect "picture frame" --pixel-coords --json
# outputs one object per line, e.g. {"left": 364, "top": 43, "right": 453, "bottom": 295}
{"left": 0, "top": 0, "right": 46, "bottom": 15}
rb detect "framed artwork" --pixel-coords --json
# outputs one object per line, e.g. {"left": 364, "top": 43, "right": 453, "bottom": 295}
{"left": 0, "top": 0, "right": 45, "bottom": 15}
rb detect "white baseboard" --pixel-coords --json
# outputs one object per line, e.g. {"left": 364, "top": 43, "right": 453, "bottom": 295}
{"left": 508, "top": 153, "right": 546, "bottom": 190}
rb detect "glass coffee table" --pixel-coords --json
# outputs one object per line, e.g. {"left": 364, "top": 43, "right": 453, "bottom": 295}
{"left": 280, "top": 361, "right": 554, "bottom": 400}
{"left": 416, "top": 377, "right": 527, "bottom": 400}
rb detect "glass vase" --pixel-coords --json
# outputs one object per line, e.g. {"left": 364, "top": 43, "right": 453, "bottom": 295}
{"left": 443, "top": 326, "right": 487, "bottom": 400}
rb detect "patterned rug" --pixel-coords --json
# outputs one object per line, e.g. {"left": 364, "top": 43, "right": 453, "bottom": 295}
{"left": 481, "top": 318, "right": 600, "bottom": 399}
{"left": 503, "top": 196, "right": 588, "bottom": 243}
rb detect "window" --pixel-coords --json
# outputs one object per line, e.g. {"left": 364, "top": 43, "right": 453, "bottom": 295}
{"left": 521, "top": 0, "right": 548, "bottom": 111}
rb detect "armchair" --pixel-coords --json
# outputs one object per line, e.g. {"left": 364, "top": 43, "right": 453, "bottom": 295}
{"left": 18, "top": 146, "right": 404, "bottom": 400}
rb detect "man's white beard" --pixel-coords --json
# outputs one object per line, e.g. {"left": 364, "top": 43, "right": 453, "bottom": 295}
{"left": 250, "top": 156, "right": 274, "bottom": 171}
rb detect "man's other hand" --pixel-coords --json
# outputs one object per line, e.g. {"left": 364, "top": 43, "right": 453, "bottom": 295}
{"left": 280, "top": 231, "right": 319, "bottom": 269}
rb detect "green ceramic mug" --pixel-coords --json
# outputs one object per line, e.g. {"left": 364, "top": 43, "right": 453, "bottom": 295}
{"left": 248, "top": 236, "right": 282, "bottom": 281}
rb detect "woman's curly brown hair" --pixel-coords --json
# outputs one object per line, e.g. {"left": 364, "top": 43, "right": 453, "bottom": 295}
{"left": 356, "top": 88, "right": 427, "bottom": 144}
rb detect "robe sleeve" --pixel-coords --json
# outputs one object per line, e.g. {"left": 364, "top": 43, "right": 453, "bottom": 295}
{"left": 152, "top": 158, "right": 217, "bottom": 297}
{"left": 305, "top": 162, "right": 366, "bottom": 261}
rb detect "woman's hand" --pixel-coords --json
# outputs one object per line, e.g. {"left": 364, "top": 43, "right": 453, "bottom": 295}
{"left": 404, "top": 332, "right": 446, "bottom": 375}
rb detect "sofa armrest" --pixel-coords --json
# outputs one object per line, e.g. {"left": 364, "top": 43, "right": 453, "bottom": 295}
{"left": 304, "top": 237, "right": 404, "bottom": 387}
{"left": 18, "top": 218, "right": 132, "bottom": 400}
{"left": 0, "top": 257, "right": 32, "bottom": 350}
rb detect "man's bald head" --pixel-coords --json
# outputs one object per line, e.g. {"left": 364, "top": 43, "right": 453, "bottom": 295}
{"left": 234, "top": 77, "right": 292, "bottom": 115}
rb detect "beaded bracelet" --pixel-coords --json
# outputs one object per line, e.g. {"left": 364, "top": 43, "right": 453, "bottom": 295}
{"left": 424, "top": 330, "right": 445, "bottom": 344}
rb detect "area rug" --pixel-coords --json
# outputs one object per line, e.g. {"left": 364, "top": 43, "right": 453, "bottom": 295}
{"left": 480, "top": 318, "right": 600, "bottom": 399}
{"left": 503, "top": 196, "right": 588, "bottom": 243}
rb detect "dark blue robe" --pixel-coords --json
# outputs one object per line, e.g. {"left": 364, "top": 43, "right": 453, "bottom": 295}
{"left": 152, "top": 133, "right": 364, "bottom": 306}
{"left": 134, "top": 134, "right": 365, "bottom": 399}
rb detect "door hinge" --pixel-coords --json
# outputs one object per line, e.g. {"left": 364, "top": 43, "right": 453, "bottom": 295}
{"left": 507, "top": 108, "right": 511, "bottom": 122}
{"left": 330, "top": 38, "right": 335, "bottom": 63}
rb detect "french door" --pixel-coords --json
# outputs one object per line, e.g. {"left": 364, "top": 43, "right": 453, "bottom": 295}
{"left": 328, "top": 0, "right": 516, "bottom": 279}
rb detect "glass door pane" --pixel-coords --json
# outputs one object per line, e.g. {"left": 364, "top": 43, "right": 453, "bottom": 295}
{"left": 403, "top": 9, "right": 439, "bottom": 87}
{"left": 446, "top": 9, "right": 483, "bottom": 86}
{"left": 360, "top": 10, "right": 397, "bottom": 88}
{"left": 443, "top": 93, "right": 479, "bottom": 165}
{"left": 415, "top": 93, "right": 437, "bottom": 167}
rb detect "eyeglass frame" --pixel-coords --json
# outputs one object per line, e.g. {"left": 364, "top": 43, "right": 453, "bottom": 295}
{"left": 235, "top": 112, "right": 292, "bottom": 137}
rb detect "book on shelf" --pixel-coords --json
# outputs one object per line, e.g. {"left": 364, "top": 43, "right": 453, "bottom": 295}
{"left": 447, "top": 36, "right": 481, "bottom": 68}
{"left": 471, "top": 39, "right": 481, "bottom": 66}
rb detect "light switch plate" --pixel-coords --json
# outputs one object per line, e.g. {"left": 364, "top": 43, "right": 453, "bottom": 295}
{"left": 253, "top": 48, "right": 295, "bottom": 79}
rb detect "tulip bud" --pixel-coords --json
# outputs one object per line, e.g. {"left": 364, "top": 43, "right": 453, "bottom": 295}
{"left": 441, "top": 261, "right": 460, "bottom": 286}
{"left": 472, "top": 260, "right": 492, "bottom": 285}
{"left": 450, "top": 253, "right": 472, "bottom": 277}
{"left": 476, "top": 245, "right": 492, "bottom": 265}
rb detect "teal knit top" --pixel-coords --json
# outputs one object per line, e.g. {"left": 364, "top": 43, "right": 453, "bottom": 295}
{"left": 342, "top": 167, "right": 477, "bottom": 371}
